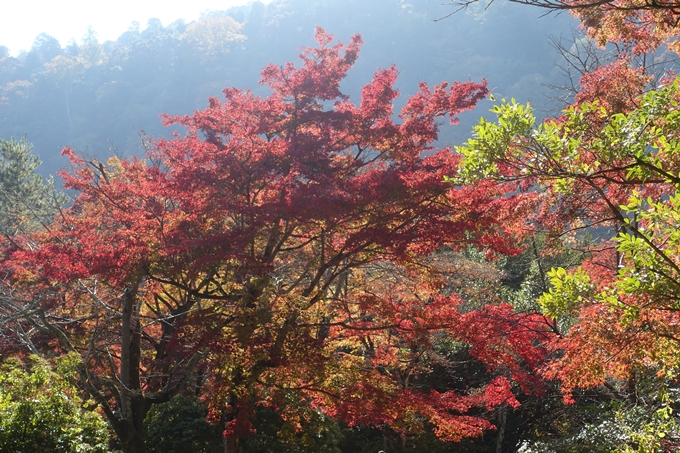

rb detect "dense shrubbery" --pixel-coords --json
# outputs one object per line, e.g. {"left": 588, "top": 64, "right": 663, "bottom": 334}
{"left": 0, "top": 355, "right": 109, "bottom": 453}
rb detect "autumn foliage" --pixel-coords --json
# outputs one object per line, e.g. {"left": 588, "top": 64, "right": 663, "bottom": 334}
{"left": 569, "top": 0, "right": 680, "bottom": 55}
{"left": 459, "top": 53, "right": 680, "bottom": 453}
{"left": 0, "top": 28, "right": 554, "bottom": 453}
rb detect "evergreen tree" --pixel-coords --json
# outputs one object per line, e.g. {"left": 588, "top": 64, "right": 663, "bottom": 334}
{"left": 0, "top": 137, "right": 67, "bottom": 237}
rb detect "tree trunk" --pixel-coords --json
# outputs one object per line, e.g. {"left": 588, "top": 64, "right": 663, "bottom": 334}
{"left": 117, "top": 281, "right": 149, "bottom": 453}
{"left": 225, "top": 435, "right": 240, "bottom": 453}
{"left": 119, "top": 425, "right": 147, "bottom": 453}
{"left": 383, "top": 426, "right": 405, "bottom": 453}
{"left": 495, "top": 404, "right": 507, "bottom": 453}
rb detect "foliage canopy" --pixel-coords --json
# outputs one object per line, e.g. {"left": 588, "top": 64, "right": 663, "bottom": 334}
{"left": 0, "top": 27, "right": 552, "bottom": 453}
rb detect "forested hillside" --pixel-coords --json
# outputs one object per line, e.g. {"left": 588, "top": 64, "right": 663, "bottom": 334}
{"left": 0, "top": 0, "right": 573, "bottom": 173}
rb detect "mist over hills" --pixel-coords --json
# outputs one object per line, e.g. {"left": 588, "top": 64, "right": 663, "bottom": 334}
{"left": 0, "top": 0, "right": 575, "bottom": 174}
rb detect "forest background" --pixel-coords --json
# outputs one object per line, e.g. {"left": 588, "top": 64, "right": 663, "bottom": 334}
{"left": 0, "top": 0, "right": 575, "bottom": 173}
{"left": 2, "top": 0, "right": 679, "bottom": 452}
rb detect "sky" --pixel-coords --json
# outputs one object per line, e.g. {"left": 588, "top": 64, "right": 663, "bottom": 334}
{"left": 1, "top": 0, "right": 268, "bottom": 56}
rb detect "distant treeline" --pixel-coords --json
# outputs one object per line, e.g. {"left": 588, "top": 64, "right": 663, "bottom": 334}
{"left": 0, "top": 0, "right": 574, "bottom": 174}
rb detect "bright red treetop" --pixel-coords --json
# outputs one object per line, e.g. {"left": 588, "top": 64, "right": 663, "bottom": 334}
{"left": 40, "top": 28, "right": 517, "bottom": 286}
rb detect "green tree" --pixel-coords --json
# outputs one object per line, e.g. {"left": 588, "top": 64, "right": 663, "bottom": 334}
{"left": 144, "top": 396, "right": 222, "bottom": 453}
{"left": 0, "top": 354, "right": 109, "bottom": 453}
{"left": 0, "top": 137, "right": 67, "bottom": 238}
{"left": 240, "top": 405, "right": 343, "bottom": 453}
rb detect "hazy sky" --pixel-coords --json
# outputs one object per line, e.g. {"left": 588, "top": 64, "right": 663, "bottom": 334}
{"left": 1, "top": 0, "right": 268, "bottom": 56}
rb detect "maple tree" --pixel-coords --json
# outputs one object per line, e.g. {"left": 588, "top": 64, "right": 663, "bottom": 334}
{"left": 446, "top": 0, "right": 680, "bottom": 56}
{"left": 0, "top": 28, "right": 552, "bottom": 453}
{"left": 546, "top": 0, "right": 680, "bottom": 56}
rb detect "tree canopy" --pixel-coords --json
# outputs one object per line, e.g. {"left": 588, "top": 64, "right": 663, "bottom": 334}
{"left": 0, "top": 27, "right": 555, "bottom": 453}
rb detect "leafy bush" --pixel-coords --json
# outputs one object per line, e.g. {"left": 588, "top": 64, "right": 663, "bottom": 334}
{"left": 0, "top": 354, "right": 108, "bottom": 453}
